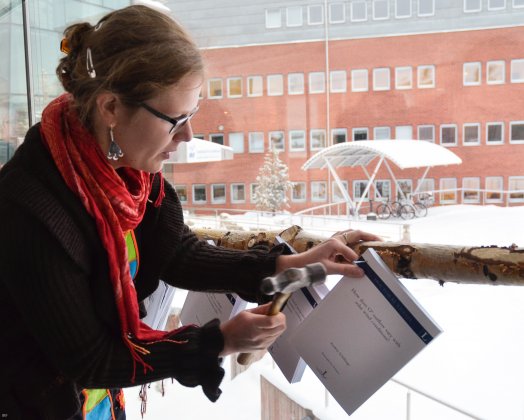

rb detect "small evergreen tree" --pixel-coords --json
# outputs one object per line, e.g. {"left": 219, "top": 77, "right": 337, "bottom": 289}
{"left": 253, "top": 149, "right": 293, "bottom": 214}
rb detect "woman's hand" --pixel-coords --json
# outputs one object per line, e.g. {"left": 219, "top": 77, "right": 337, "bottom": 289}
{"left": 219, "top": 302, "right": 286, "bottom": 357}
{"left": 275, "top": 229, "right": 382, "bottom": 278}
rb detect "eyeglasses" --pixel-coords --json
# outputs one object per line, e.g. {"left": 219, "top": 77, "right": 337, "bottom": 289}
{"left": 139, "top": 102, "right": 199, "bottom": 134}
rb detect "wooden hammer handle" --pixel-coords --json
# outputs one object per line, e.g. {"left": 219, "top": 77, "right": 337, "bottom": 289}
{"left": 236, "top": 292, "right": 291, "bottom": 366}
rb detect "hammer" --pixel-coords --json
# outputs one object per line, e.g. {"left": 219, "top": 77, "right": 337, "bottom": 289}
{"left": 236, "top": 262, "right": 327, "bottom": 365}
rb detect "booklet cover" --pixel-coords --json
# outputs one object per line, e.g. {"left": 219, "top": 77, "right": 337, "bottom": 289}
{"left": 289, "top": 248, "right": 443, "bottom": 416}
{"left": 141, "top": 280, "right": 176, "bottom": 331}
{"left": 179, "top": 291, "right": 248, "bottom": 326}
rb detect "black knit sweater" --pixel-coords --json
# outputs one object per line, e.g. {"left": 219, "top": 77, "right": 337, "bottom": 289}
{"left": 0, "top": 125, "right": 286, "bottom": 419}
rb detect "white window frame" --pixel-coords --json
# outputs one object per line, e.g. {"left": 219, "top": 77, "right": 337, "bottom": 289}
{"left": 374, "top": 180, "right": 391, "bottom": 201}
{"left": 286, "top": 6, "right": 303, "bottom": 27}
{"left": 511, "top": 59, "right": 524, "bottom": 83}
{"left": 464, "top": 0, "right": 482, "bottom": 13}
{"left": 329, "top": 2, "right": 346, "bottom": 23}
{"left": 207, "top": 78, "right": 223, "bottom": 99}
{"left": 289, "top": 130, "right": 306, "bottom": 151}
{"left": 372, "top": 0, "right": 390, "bottom": 20}
{"left": 351, "top": 69, "right": 369, "bottom": 92}
{"left": 417, "top": 65, "right": 435, "bottom": 88}
{"left": 211, "top": 183, "right": 226, "bottom": 204}
{"left": 463, "top": 62, "right": 481, "bottom": 86}
{"left": 510, "top": 121, "right": 524, "bottom": 144}
{"left": 307, "top": 4, "right": 324, "bottom": 25}
{"left": 462, "top": 177, "right": 481, "bottom": 204}
{"left": 417, "top": 178, "right": 435, "bottom": 196}
{"left": 440, "top": 178, "right": 457, "bottom": 204}
{"left": 174, "top": 185, "right": 188, "bottom": 203}
{"left": 373, "top": 67, "right": 391, "bottom": 91}
{"left": 330, "top": 70, "right": 347, "bottom": 92}
{"left": 397, "top": 179, "right": 413, "bottom": 200}
{"left": 228, "top": 132, "right": 244, "bottom": 153}
{"left": 487, "top": 60, "right": 505, "bottom": 84}
{"left": 309, "top": 72, "right": 326, "bottom": 93}
{"left": 267, "top": 74, "right": 284, "bottom": 96}
{"left": 488, "top": 0, "right": 506, "bottom": 10}
{"left": 514, "top": 0, "right": 524, "bottom": 7}
{"left": 374, "top": 126, "right": 391, "bottom": 140}
{"left": 395, "top": 0, "right": 412, "bottom": 18}
{"left": 351, "top": 0, "right": 368, "bottom": 21}
{"left": 440, "top": 124, "right": 458, "bottom": 146}
{"left": 248, "top": 132, "right": 265, "bottom": 153}
{"left": 463, "top": 123, "right": 480, "bottom": 146}
{"left": 192, "top": 184, "right": 207, "bottom": 204}
{"left": 353, "top": 180, "right": 369, "bottom": 202}
{"left": 509, "top": 176, "right": 524, "bottom": 203}
{"left": 250, "top": 183, "right": 258, "bottom": 204}
{"left": 418, "top": 125, "right": 435, "bottom": 142}
{"left": 247, "top": 76, "right": 263, "bottom": 97}
{"left": 265, "top": 8, "right": 282, "bottom": 28}
{"left": 486, "top": 122, "right": 504, "bottom": 145}
{"left": 231, "top": 183, "right": 246, "bottom": 204}
{"left": 353, "top": 127, "right": 369, "bottom": 141}
{"left": 227, "top": 77, "right": 242, "bottom": 98}
{"left": 331, "top": 128, "right": 347, "bottom": 144}
{"left": 485, "top": 176, "right": 504, "bottom": 203}
{"left": 396, "top": 125, "right": 412, "bottom": 140}
{"left": 288, "top": 73, "right": 305, "bottom": 95}
{"left": 311, "top": 181, "right": 327, "bottom": 202}
{"left": 210, "top": 133, "right": 224, "bottom": 145}
{"left": 418, "top": 0, "right": 435, "bottom": 16}
{"left": 395, "top": 66, "right": 413, "bottom": 89}
{"left": 310, "top": 129, "right": 327, "bottom": 150}
{"left": 269, "top": 131, "right": 285, "bottom": 151}
{"left": 291, "top": 182, "right": 307, "bottom": 202}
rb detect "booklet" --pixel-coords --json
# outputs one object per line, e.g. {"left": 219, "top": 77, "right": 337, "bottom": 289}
{"left": 179, "top": 290, "right": 248, "bottom": 326}
{"left": 289, "top": 248, "right": 443, "bottom": 416}
{"left": 141, "top": 280, "right": 177, "bottom": 331}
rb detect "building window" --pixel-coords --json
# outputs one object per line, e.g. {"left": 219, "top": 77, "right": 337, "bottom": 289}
{"left": 396, "top": 126, "right": 412, "bottom": 139}
{"left": 463, "top": 123, "right": 480, "bottom": 145}
{"left": 488, "top": 0, "right": 506, "bottom": 10}
{"left": 289, "top": 130, "right": 306, "bottom": 151}
{"left": 311, "top": 181, "right": 327, "bottom": 202}
{"left": 174, "top": 185, "right": 188, "bottom": 203}
{"left": 514, "top": 0, "right": 524, "bottom": 7}
{"left": 487, "top": 60, "right": 505, "bottom": 84}
{"left": 375, "top": 180, "right": 391, "bottom": 200}
{"left": 330, "top": 70, "right": 347, "bottom": 92}
{"left": 510, "top": 121, "right": 524, "bottom": 143}
{"left": 269, "top": 131, "right": 285, "bottom": 151}
{"left": 374, "top": 126, "right": 391, "bottom": 140}
{"left": 211, "top": 184, "right": 226, "bottom": 204}
{"left": 208, "top": 79, "right": 223, "bottom": 99}
{"left": 397, "top": 179, "right": 413, "bottom": 200}
{"left": 373, "top": 67, "right": 390, "bottom": 91}
{"left": 210, "top": 134, "right": 224, "bottom": 145}
{"left": 418, "top": 65, "right": 435, "bottom": 88}
{"left": 440, "top": 178, "right": 457, "bottom": 203}
{"left": 267, "top": 74, "right": 284, "bottom": 96}
{"left": 329, "top": 3, "right": 345, "bottom": 23}
{"left": 231, "top": 183, "right": 246, "bottom": 203}
{"left": 418, "top": 0, "right": 435, "bottom": 16}
{"left": 309, "top": 72, "right": 326, "bottom": 93}
{"left": 247, "top": 76, "right": 263, "bottom": 97}
{"left": 265, "top": 8, "right": 282, "bottom": 28}
{"left": 248, "top": 132, "right": 264, "bottom": 153}
{"left": 351, "top": 0, "right": 368, "bottom": 21}
{"left": 395, "top": 0, "right": 412, "bottom": 18}
{"left": 193, "top": 134, "right": 205, "bottom": 140}
{"left": 395, "top": 66, "right": 413, "bottom": 89}
{"left": 373, "top": 0, "right": 389, "bottom": 19}
{"left": 227, "top": 77, "right": 242, "bottom": 98}
{"left": 353, "top": 128, "right": 369, "bottom": 141}
{"left": 486, "top": 122, "right": 504, "bottom": 144}
{"left": 308, "top": 4, "right": 324, "bottom": 25}
{"left": 485, "top": 176, "right": 503, "bottom": 203}
{"left": 288, "top": 73, "right": 305, "bottom": 95}
{"left": 353, "top": 180, "right": 369, "bottom": 201}
{"left": 464, "top": 0, "right": 482, "bottom": 12}
{"left": 229, "top": 132, "right": 244, "bottom": 153}
{"left": 440, "top": 124, "right": 457, "bottom": 146}
{"left": 351, "top": 69, "right": 369, "bottom": 91}
{"left": 192, "top": 184, "right": 207, "bottom": 204}
{"left": 332, "top": 128, "right": 347, "bottom": 144}
{"left": 333, "top": 181, "right": 349, "bottom": 202}
{"left": 291, "top": 182, "right": 307, "bottom": 202}
{"left": 463, "top": 62, "right": 481, "bottom": 86}
{"left": 418, "top": 125, "right": 435, "bottom": 142}
{"left": 509, "top": 176, "right": 524, "bottom": 202}
{"left": 286, "top": 6, "right": 303, "bottom": 27}
{"left": 511, "top": 59, "right": 524, "bottom": 83}
{"left": 463, "top": 177, "right": 480, "bottom": 203}
{"left": 310, "top": 129, "right": 327, "bottom": 150}
{"left": 250, "top": 183, "right": 259, "bottom": 203}
{"left": 417, "top": 178, "right": 435, "bottom": 196}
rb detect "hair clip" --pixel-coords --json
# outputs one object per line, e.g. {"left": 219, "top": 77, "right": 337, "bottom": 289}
{"left": 86, "top": 47, "right": 96, "bottom": 78}
{"left": 60, "top": 38, "right": 70, "bottom": 55}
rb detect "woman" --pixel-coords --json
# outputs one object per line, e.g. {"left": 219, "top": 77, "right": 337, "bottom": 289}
{"left": 0, "top": 5, "right": 379, "bottom": 419}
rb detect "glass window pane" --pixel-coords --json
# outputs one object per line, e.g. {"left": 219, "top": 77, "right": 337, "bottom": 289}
{"left": 208, "top": 79, "right": 223, "bottom": 98}
{"left": 249, "top": 132, "right": 264, "bottom": 153}
{"left": 329, "top": 3, "right": 345, "bottom": 23}
{"left": 308, "top": 5, "right": 324, "bottom": 25}
{"left": 292, "top": 182, "right": 306, "bottom": 201}
{"left": 247, "top": 76, "right": 263, "bottom": 96}
{"left": 441, "top": 125, "right": 457, "bottom": 145}
{"left": 332, "top": 128, "right": 347, "bottom": 144}
{"left": 510, "top": 122, "right": 524, "bottom": 143}
{"left": 374, "top": 126, "right": 391, "bottom": 140}
{"left": 309, "top": 72, "right": 326, "bottom": 93}
{"left": 351, "top": 1, "right": 368, "bottom": 21}
{"left": 193, "top": 184, "right": 207, "bottom": 203}
{"left": 288, "top": 73, "right": 304, "bottom": 94}
{"left": 269, "top": 131, "right": 285, "bottom": 151}
{"left": 418, "top": 0, "right": 435, "bottom": 16}
{"left": 353, "top": 128, "right": 368, "bottom": 141}
{"left": 464, "top": 62, "right": 481, "bottom": 85}
{"left": 229, "top": 132, "right": 244, "bottom": 153}
{"left": 231, "top": 183, "right": 246, "bottom": 203}
{"left": 486, "top": 176, "right": 503, "bottom": 202}
{"left": 286, "top": 6, "right": 303, "bottom": 27}
{"left": 487, "top": 123, "right": 504, "bottom": 144}
{"left": 396, "top": 0, "right": 412, "bottom": 17}
{"left": 311, "top": 181, "right": 327, "bottom": 202}
{"left": 212, "top": 184, "right": 226, "bottom": 203}
{"left": 266, "top": 8, "right": 282, "bottom": 28}
{"left": 418, "top": 125, "right": 435, "bottom": 142}
{"left": 395, "top": 67, "right": 412, "bottom": 89}
{"left": 352, "top": 69, "right": 369, "bottom": 91}
{"left": 227, "top": 77, "right": 242, "bottom": 97}
{"left": 418, "top": 65, "right": 435, "bottom": 88}
{"left": 463, "top": 124, "right": 480, "bottom": 145}
{"left": 174, "top": 185, "right": 188, "bottom": 203}
{"left": 463, "top": 177, "right": 480, "bottom": 203}
{"left": 373, "top": 0, "right": 389, "bottom": 19}
{"left": 511, "top": 59, "right": 524, "bottom": 82}
{"left": 487, "top": 61, "right": 505, "bottom": 84}
{"left": 267, "top": 74, "right": 283, "bottom": 95}
{"left": 509, "top": 176, "right": 524, "bottom": 202}
{"left": 310, "top": 129, "right": 326, "bottom": 150}
{"left": 373, "top": 68, "right": 390, "bottom": 90}
{"left": 289, "top": 130, "right": 306, "bottom": 151}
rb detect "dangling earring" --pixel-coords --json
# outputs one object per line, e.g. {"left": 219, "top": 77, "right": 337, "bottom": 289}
{"left": 107, "top": 125, "right": 124, "bottom": 160}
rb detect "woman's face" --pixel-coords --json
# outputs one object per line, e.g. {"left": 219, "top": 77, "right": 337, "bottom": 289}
{"left": 111, "top": 73, "right": 202, "bottom": 173}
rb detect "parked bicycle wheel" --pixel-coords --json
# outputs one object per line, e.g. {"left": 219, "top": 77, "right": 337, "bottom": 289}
{"left": 399, "top": 204, "right": 415, "bottom": 220}
{"left": 376, "top": 203, "right": 391, "bottom": 220}
{"left": 390, "top": 201, "right": 402, "bottom": 217}
{"left": 413, "top": 202, "right": 427, "bottom": 217}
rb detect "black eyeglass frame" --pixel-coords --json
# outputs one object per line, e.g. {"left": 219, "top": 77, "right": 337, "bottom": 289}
{"left": 139, "top": 102, "right": 199, "bottom": 134}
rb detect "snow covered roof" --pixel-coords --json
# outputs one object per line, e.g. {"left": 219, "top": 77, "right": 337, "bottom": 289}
{"left": 302, "top": 140, "right": 462, "bottom": 171}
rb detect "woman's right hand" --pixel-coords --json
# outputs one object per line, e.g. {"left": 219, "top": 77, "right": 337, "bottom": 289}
{"left": 219, "top": 302, "right": 286, "bottom": 357}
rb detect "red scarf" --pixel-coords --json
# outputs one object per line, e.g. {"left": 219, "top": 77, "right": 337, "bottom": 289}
{"left": 40, "top": 94, "right": 183, "bottom": 381}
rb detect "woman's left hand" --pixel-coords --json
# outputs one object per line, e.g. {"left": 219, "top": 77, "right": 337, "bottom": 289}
{"left": 275, "top": 229, "right": 381, "bottom": 278}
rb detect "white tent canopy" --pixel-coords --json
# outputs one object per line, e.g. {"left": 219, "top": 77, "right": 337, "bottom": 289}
{"left": 301, "top": 140, "right": 462, "bottom": 216}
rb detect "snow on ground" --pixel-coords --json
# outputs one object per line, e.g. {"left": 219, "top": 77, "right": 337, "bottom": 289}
{"left": 126, "top": 205, "right": 524, "bottom": 420}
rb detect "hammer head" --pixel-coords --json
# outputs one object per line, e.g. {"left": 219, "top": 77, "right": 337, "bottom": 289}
{"left": 260, "top": 263, "right": 327, "bottom": 295}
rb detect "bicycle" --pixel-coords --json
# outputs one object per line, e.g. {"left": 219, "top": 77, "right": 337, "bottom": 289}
{"left": 376, "top": 199, "right": 415, "bottom": 220}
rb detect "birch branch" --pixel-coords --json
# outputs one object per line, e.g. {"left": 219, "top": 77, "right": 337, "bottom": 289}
{"left": 193, "top": 226, "right": 524, "bottom": 286}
